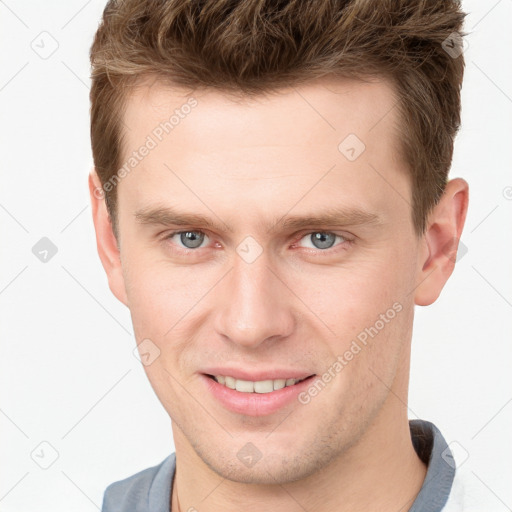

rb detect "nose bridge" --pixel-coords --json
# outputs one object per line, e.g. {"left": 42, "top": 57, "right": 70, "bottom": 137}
{"left": 213, "top": 249, "right": 295, "bottom": 348}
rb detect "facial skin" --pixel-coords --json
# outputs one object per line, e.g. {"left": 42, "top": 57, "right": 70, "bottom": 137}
{"left": 90, "top": 76, "right": 468, "bottom": 511}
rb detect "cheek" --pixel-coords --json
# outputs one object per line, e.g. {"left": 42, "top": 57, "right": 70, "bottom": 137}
{"left": 296, "top": 258, "right": 407, "bottom": 332}
{"left": 293, "top": 254, "right": 415, "bottom": 395}
{"left": 124, "top": 263, "right": 205, "bottom": 336}
{"left": 124, "top": 259, "right": 208, "bottom": 396}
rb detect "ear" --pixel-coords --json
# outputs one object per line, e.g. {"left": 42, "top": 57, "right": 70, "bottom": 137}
{"left": 414, "top": 178, "right": 469, "bottom": 306}
{"left": 88, "top": 170, "right": 128, "bottom": 306}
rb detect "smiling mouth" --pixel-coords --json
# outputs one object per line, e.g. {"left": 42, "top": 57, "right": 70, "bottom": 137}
{"left": 205, "top": 374, "right": 316, "bottom": 394}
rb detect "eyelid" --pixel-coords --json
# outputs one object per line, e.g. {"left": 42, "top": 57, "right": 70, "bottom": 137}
{"left": 162, "top": 228, "right": 353, "bottom": 254}
{"left": 293, "top": 228, "right": 353, "bottom": 240}
{"left": 292, "top": 230, "right": 352, "bottom": 250}
{"left": 162, "top": 229, "right": 211, "bottom": 250}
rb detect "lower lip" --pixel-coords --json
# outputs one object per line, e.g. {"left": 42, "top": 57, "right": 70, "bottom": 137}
{"left": 201, "top": 374, "right": 316, "bottom": 416}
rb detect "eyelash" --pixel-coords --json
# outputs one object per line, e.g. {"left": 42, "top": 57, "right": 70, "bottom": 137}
{"left": 161, "top": 229, "right": 353, "bottom": 255}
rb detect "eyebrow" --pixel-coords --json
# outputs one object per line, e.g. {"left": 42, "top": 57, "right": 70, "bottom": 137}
{"left": 134, "top": 205, "right": 381, "bottom": 234}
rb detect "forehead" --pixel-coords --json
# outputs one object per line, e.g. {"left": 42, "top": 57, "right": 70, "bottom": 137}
{"left": 118, "top": 76, "right": 411, "bottom": 232}
{"left": 122, "top": 75, "right": 401, "bottom": 157}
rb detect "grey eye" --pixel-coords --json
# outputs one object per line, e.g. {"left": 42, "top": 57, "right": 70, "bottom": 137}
{"left": 310, "top": 232, "right": 336, "bottom": 249}
{"left": 179, "top": 231, "right": 206, "bottom": 249}
{"left": 298, "top": 232, "right": 344, "bottom": 250}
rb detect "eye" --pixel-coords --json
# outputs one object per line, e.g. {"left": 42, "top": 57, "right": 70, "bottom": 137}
{"left": 162, "top": 229, "right": 350, "bottom": 254}
{"left": 166, "top": 230, "right": 209, "bottom": 250}
{"left": 296, "top": 231, "right": 348, "bottom": 250}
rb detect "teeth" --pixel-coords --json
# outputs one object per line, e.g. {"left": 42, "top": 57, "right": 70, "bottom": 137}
{"left": 235, "top": 379, "right": 254, "bottom": 393}
{"left": 213, "top": 375, "right": 307, "bottom": 394}
{"left": 254, "top": 380, "right": 273, "bottom": 393}
{"left": 273, "top": 379, "right": 286, "bottom": 390}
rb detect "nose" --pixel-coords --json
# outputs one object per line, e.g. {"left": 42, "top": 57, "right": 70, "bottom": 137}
{"left": 213, "top": 251, "right": 296, "bottom": 349}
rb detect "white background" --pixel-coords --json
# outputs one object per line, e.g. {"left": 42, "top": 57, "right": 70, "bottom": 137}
{"left": 0, "top": 1, "right": 511, "bottom": 510}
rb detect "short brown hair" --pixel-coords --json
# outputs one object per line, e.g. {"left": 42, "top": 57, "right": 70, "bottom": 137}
{"left": 90, "top": 0, "right": 467, "bottom": 235}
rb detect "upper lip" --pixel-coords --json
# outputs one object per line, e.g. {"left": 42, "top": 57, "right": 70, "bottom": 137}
{"left": 201, "top": 367, "right": 315, "bottom": 381}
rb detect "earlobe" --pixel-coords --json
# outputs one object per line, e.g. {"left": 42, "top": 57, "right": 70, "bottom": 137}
{"left": 88, "top": 170, "right": 129, "bottom": 306}
{"left": 414, "top": 178, "right": 469, "bottom": 306}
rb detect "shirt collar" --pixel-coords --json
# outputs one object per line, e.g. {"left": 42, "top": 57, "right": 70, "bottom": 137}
{"left": 408, "top": 419, "right": 455, "bottom": 511}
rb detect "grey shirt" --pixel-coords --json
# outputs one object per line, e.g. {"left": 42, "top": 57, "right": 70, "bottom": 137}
{"left": 101, "top": 419, "right": 455, "bottom": 512}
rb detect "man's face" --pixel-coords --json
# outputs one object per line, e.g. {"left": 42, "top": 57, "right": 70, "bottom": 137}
{"left": 107, "top": 77, "right": 427, "bottom": 483}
